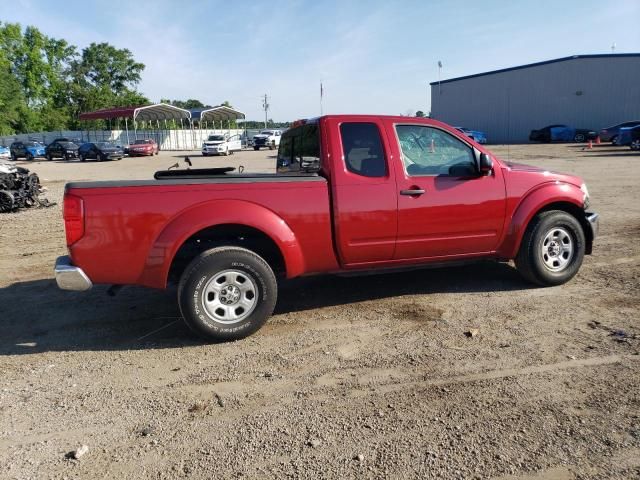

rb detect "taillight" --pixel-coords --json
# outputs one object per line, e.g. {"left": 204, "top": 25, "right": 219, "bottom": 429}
{"left": 63, "top": 193, "right": 84, "bottom": 246}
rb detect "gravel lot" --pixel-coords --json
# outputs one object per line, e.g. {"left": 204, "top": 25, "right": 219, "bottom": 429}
{"left": 1, "top": 144, "right": 639, "bottom": 479}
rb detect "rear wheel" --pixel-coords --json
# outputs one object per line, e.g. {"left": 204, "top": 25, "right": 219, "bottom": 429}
{"left": 26, "top": 152, "right": 34, "bottom": 161}
{"left": 254, "top": 146, "right": 260, "bottom": 151}
{"left": 631, "top": 139, "right": 640, "bottom": 151}
{"left": 611, "top": 135, "right": 618, "bottom": 145}
{"left": 574, "top": 133, "right": 585, "bottom": 142}
{"left": 46, "top": 153, "right": 53, "bottom": 161}
{"left": 515, "top": 210, "right": 585, "bottom": 286}
{"left": 178, "top": 247, "right": 277, "bottom": 342}
{"left": 79, "top": 154, "right": 86, "bottom": 162}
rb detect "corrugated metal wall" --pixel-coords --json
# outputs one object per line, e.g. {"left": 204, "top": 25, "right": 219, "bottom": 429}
{"left": 431, "top": 56, "right": 640, "bottom": 143}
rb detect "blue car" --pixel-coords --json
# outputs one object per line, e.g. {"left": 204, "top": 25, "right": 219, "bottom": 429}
{"left": 616, "top": 125, "right": 640, "bottom": 147}
{"left": 455, "top": 127, "right": 487, "bottom": 144}
{"left": 9, "top": 141, "right": 47, "bottom": 160}
{"left": 0, "top": 145, "right": 10, "bottom": 160}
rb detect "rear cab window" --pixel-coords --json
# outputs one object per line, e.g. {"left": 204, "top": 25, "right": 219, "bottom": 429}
{"left": 276, "top": 123, "right": 320, "bottom": 173}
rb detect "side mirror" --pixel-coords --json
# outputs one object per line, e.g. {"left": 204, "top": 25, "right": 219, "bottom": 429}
{"left": 479, "top": 153, "right": 493, "bottom": 175}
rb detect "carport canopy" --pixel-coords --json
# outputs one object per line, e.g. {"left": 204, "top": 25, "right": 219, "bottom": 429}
{"left": 192, "top": 106, "right": 245, "bottom": 122}
{"left": 78, "top": 103, "right": 191, "bottom": 122}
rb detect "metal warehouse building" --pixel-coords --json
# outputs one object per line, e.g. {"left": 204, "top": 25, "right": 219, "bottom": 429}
{"left": 430, "top": 54, "right": 640, "bottom": 143}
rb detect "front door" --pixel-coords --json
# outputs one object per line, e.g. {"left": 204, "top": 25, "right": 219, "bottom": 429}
{"left": 388, "top": 122, "right": 506, "bottom": 260}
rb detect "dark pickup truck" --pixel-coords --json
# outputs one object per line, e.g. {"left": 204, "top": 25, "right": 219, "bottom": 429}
{"left": 55, "top": 115, "right": 598, "bottom": 341}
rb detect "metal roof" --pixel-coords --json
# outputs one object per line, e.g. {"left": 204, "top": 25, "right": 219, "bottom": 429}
{"left": 430, "top": 53, "right": 640, "bottom": 86}
{"left": 79, "top": 103, "right": 191, "bottom": 121}
{"left": 192, "top": 106, "right": 245, "bottom": 122}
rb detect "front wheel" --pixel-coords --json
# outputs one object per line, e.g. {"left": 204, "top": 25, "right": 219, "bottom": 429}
{"left": 26, "top": 152, "right": 34, "bottom": 161}
{"left": 253, "top": 146, "right": 259, "bottom": 151}
{"left": 515, "top": 210, "right": 585, "bottom": 286}
{"left": 178, "top": 247, "right": 277, "bottom": 342}
{"left": 574, "top": 133, "right": 585, "bottom": 142}
{"left": 631, "top": 139, "right": 640, "bottom": 151}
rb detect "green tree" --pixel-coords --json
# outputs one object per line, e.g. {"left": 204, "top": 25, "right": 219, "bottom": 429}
{"left": 415, "top": 110, "right": 425, "bottom": 118}
{"left": 68, "top": 42, "right": 147, "bottom": 128}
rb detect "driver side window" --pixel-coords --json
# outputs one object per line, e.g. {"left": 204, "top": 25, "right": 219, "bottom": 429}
{"left": 396, "top": 125, "right": 476, "bottom": 176}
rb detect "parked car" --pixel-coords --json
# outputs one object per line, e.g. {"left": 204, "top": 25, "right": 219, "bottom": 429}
{"left": 78, "top": 142, "right": 124, "bottom": 162}
{"left": 253, "top": 129, "right": 282, "bottom": 150}
{"left": 127, "top": 139, "right": 159, "bottom": 156}
{"left": 9, "top": 141, "right": 46, "bottom": 161}
{"left": 529, "top": 125, "right": 597, "bottom": 143}
{"left": 202, "top": 134, "right": 242, "bottom": 156}
{"left": 617, "top": 125, "right": 640, "bottom": 148}
{"left": 0, "top": 145, "right": 11, "bottom": 160}
{"left": 45, "top": 140, "right": 80, "bottom": 161}
{"left": 54, "top": 115, "right": 599, "bottom": 342}
{"left": 598, "top": 121, "right": 640, "bottom": 144}
{"left": 454, "top": 127, "right": 487, "bottom": 144}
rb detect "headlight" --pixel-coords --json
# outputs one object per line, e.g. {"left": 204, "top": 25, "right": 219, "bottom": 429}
{"left": 581, "top": 183, "right": 590, "bottom": 209}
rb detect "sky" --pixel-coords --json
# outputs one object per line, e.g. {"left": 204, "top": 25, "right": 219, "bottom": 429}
{"left": 4, "top": 0, "right": 640, "bottom": 121}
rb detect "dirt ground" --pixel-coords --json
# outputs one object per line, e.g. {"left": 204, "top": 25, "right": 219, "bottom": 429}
{"left": 1, "top": 144, "right": 639, "bottom": 479}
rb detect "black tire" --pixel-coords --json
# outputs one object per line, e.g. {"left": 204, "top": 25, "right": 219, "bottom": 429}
{"left": 253, "top": 146, "right": 259, "bottom": 151}
{"left": 46, "top": 153, "right": 53, "bottom": 161}
{"left": 79, "top": 154, "right": 86, "bottom": 162}
{"left": 611, "top": 135, "right": 618, "bottom": 145}
{"left": 574, "top": 133, "right": 585, "bottom": 142}
{"left": 515, "top": 210, "right": 586, "bottom": 286}
{"left": 631, "top": 140, "right": 640, "bottom": 151}
{"left": 11, "top": 153, "right": 17, "bottom": 161}
{"left": 178, "top": 246, "right": 277, "bottom": 342}
{"left": 26, "top": 152, "right": 34, "bottom": 161}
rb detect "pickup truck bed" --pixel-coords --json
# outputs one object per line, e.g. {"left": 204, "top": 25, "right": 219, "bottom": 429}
{"left": 55, "top": 115, "right": 598, "bottom": 342}
{"left": 65, "top": 174, "right": 337, "bottom": 288}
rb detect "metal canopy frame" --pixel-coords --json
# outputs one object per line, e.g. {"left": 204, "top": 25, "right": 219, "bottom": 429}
{"left": 199, "top": 106, "right": 245, "bottom": 123}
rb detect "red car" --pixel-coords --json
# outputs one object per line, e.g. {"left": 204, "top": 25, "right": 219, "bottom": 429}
{"left": 55, "top": 115, "right": 598, "bottom": 342}
{"left": 126, "top": 139, "right": 159, "bottom": 156}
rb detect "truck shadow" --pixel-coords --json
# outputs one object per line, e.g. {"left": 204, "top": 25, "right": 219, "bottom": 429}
{"left": 0, "top": 261, "right": 531, "bottom": 355}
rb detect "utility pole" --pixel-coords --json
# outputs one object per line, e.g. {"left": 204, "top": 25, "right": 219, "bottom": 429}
{"left": 437, "top": 60, "right": 442, "bottom": 95}
{"left": 262, "top": 94, "right": 269, "bottom": 128}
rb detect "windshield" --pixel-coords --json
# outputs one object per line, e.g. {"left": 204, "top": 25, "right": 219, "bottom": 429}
{"left": 134, "top": 140, "right": 152, "bottom": 145}
{"left": 59, "top": 142, "right": 76, "bottom": 148}
{"left": 96, "top": 142, "right": 117, "bottom": 148}
{"left": 260, "top": 131, "right": 274, "bottom": 135}
{"left": 26, "top": 142, "right": 42, "bottom": 147}
{"left": 207, "top": 135, "right": 225, "bottom": 141}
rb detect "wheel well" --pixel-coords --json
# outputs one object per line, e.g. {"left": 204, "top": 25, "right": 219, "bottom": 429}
{"left": 533, "top": 202, "right": 593, "bottom": 254}
{"left": 168, "top": 224, "right": 286, "bottom": 284}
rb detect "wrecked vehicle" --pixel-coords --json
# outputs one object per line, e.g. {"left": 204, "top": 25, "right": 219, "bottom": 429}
{"left": 0, "top": 163, "right": 54, "bottom": 212}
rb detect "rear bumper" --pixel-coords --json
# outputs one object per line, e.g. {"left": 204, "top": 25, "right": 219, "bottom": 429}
{"left": 54, "top": 256, "right": 93, "bottom": 291}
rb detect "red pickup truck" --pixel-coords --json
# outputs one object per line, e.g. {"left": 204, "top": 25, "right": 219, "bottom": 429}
{"left": 55, "top": 115, "right": 598, "bottom": 341}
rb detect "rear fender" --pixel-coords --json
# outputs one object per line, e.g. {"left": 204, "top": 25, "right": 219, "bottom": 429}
{"left": 497, "top": 182, "right": 584, "bottom": 259}
{"left": 139, "top": 200, "right": 305, "bottom": 288}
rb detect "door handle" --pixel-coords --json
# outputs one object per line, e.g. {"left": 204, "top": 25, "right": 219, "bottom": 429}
{"left": 400, "top": 188, "right": 425, "bottom": 196}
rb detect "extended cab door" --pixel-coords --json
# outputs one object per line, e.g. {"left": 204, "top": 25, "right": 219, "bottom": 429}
{"left": 384, "top": 120, "right": 506, "bottom": 259}
{"left": 325, "top": 117, "right": 398, "bottom": 265}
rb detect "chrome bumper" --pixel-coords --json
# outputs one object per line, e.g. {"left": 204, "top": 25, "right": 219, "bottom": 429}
{"left": 54, "top": 256, "right": 93, "bottom": 291}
